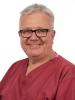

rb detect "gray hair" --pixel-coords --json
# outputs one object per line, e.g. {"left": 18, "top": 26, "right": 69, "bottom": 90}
{"left": 20, "top": 4, "right": 54, "bottom": 28}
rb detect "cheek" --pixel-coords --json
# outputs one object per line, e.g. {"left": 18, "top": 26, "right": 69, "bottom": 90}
{"left": 20, "top": 39, "right": 27, "bottom": 50}
{"left": 45, "top": 35, "right": 53, "bottom": 45}
{"left": 20, "top": 41, "right": 29, "bottom": 54}
{"left": 43, "top": 36, "right": 53, "bottom": 47}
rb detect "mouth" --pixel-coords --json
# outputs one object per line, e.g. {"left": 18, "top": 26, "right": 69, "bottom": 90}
{"left": 26, "top": 44, "right": 42, "bottom": 49}
{"left": 27, "top": 44, "right": 41, "bottom": 45}
{"left": 26, "top": 42, "right": 43, "bottom": 45}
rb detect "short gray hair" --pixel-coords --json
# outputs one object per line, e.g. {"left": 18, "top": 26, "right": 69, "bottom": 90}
{"left": 20, "top": 4, "right": 54, "bottom": 28}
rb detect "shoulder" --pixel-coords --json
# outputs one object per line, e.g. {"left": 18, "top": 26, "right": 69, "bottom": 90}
{"left": 0, "top": 58, "right": 28, "bottom": 92}
{"left": 55, "top": 55, "right": 75, "bottom": 70}
{"left": 9, "top": 58, "right": 28, "bottom": 70}
{"left": 3, "top": 58, "right": 28, "bottom": 78}
{"left": 55, "top": 55, "right": 75, "bottom": 80}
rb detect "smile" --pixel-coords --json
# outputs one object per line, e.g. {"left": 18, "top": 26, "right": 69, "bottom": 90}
{"left": 27, "top": 44, "right": 42, "bottom": 49}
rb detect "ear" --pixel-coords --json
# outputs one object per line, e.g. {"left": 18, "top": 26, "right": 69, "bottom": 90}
{"left": 51, "top": 30, "right": 55, "bottom": 39}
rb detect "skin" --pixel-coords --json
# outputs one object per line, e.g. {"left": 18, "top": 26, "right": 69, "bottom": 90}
{"left": 19, "top": 11, "right": 56, "bottom": 74}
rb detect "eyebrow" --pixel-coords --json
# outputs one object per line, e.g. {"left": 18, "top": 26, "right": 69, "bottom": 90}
{"left": 20, "top": 27, "right": 50, "bottom": 30}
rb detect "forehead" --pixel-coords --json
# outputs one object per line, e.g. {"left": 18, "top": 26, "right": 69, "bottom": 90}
{"left": 19, "top": 11, "right": 52, "bottom": 29}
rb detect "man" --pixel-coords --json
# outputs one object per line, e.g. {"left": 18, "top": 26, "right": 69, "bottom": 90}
{"left": 0, "top": 4, "right": 75, "bottom": 100}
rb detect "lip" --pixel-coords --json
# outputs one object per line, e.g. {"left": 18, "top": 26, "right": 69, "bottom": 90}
{"left": 27, "top": 44, "right": 42, "bottom": 49}
{"left": 28, "top": 44, "right": 41, "bottom": 47}
{"left": 26, "top": 43, "right": 42, "bottom": 45}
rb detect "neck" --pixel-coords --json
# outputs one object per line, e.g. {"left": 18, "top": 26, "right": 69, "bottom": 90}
{"left": 28, "top": 50, "right": 57, "bottom": 68}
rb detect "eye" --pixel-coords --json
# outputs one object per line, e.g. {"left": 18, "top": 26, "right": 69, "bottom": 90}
{"left": 38, "top": 29, "right": 49, "bottom": 33}
{"left": 19, "top": 30, "right": 33, "bottom": 33}
{"left": 18, "top": 30, "right": 23, "bottom": 33}
{"left": 42, "top": 29, "right": 49, "bottom": 32}
{"left": 26, "top": 30, "right": 33, "bottom": 33}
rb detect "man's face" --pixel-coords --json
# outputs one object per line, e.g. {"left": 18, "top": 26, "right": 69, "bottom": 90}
{"left": 19, "top": 12, "right": 55, "bottom": 58}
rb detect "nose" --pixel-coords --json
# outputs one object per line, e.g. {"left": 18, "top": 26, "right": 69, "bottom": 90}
{"left": 30, "top": 32, "right": 39, "bottom": 40}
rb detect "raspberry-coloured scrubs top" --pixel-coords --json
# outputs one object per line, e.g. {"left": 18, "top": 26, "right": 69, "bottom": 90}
{"left": 0, "top": 55, "right": 75, "bottom": 100}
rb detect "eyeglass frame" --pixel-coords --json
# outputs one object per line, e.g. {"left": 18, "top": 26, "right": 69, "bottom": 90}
{"left": 18, "top": 28, "right": 53, "bottom": 38}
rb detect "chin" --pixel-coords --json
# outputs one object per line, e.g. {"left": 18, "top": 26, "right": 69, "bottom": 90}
{"left": 23, "top": 45, "right": 45, "bottom": 57}
{"left": 27, "top": 50, "right": 43, "bottom": 57}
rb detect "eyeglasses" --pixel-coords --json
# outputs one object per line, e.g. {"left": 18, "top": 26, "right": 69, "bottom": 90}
{"left": 18, "top": 28, "right": 52, "bottom": 38}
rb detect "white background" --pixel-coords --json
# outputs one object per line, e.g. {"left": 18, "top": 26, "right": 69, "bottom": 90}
{"left": 0, "top": 0, "right": 75, "bottom": 81}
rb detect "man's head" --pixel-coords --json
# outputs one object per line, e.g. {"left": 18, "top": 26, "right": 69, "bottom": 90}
{"left": 19, "top": 4, "right": 55, "bottom": 59}
{"left": 20, "top": 4, "right": 54, "bottom": 28}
